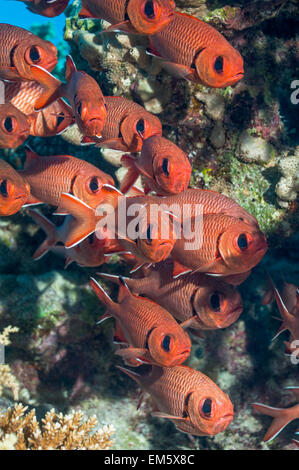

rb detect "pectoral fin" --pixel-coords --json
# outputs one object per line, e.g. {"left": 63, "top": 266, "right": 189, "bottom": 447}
{"left": 152, "top": 411, "right": 188, "bottom": 423}
{"left": 172, "top": 259, "right": 192, "bottom": 278}
{"left": 104, "top": 20, "right": 140, "bottom": 34}
{"left": 115, "top": 347, "right": 148, "bottom": 360}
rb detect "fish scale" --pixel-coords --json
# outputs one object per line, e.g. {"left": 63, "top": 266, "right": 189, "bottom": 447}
{"left": 145, "top": 366, "right": 212, "bottom": 418}
{"left": 128, "top": 188, "right": 258, "bottom": 226}
{"left": 115, "top": 294, "right": 179, "bottom": 348}
{"left": 106, "top": 259, "right": 243, "bottom": 329}
{"left": 0, "top": 24, "right": 32, "bottom": 66}
{"left": 101, "top": 97, "right": 144, "bottom": 141}
{"left": 172, "top": 213, "right": 240, "bottom": 271}
{"left": 99, "top": 96, "right": 162, "bottom": 150}
{"left": 5, "top": 81, "right": 43, "bottom": 115}
{"left": 80, "top": 0, "right": 127, "bottom": 24}
{"left": 150, "top": 12, "right": 225, "bottom": 67}
{"left": 21, "top": 154, "right": 113, "bottom": 207}
{"left": 124, "top": 364, "right": 233, "bottom": 436}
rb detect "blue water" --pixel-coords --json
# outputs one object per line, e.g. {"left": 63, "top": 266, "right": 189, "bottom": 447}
{"left": 1, "top": 0, "right": 66, "bottom": 44}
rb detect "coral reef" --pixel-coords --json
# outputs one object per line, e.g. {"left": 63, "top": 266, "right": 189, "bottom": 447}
{"left": 0, "top": 403, "right": 114, "bottom": 450}
{"left": 0, "top": 327, "right": 19, "bottom": 400}
{"left": 0, "top": 0, "right": 298, "bottom": 451}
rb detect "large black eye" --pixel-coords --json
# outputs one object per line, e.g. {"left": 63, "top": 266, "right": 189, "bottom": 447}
{"left": 29, "top": 46, "right": 40, "bottom": 63}
{"left": 201, "top": 398, "right": 212, "bottom": 417}
{"left": 136, "top": 118, "right": 145, "bottom": 136}
{"left": 161, "top": 335, "right": 171, "bottom": 352}
{"left": 144, "top": 1, "right": 155, "bottom": 19}
{"left": 89, "top": 177, "right": 99, "bottom": 193}
{"left": 0, "top": 180, "right": 8, "bottom": 197}
{"left": 237, "top": 233, "right": 248, "bottom": 250}
{"left": 162, "top": 158, "right": 169, "bottom": 176}
{"left": 210, "top": 293, "right": 221, "bottom": 312}
{"left": 214, "top": 56, "right": 223, "bottom": 73}
{"left": 77, "top": 102, "right": 82, "bottom": 117}
{"left": 4, "top": 117, "right": 13, "bottom": 133}
{"left": 88, "top": 233, "right": 95, "bottom": 244}
{"left": 146, "top": 224, "right": 152, "bottom": 243}
{"left": 56, "top": 113, "right": 65, "bottom": 127}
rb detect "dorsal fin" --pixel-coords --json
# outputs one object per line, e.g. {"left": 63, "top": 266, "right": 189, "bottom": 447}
{"left": 65, "top": 55, "right": 77, "bottom": 82}
{"left": 118, "top": 276, "right": 132, "bottom": 303}
{"left": 24, "top": 145, "right": 39, "bottom": 169}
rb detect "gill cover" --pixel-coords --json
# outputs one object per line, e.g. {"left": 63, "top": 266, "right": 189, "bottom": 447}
{"left": 127, "top": 0, "right": 175, "bottom": 35}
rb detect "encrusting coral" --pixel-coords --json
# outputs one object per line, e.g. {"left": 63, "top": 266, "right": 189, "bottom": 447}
{"left": 0, "top": 326, "right": 19, "bottom": 400}
{"left": 0, "top": 404, "right": 114, "bottom": 450}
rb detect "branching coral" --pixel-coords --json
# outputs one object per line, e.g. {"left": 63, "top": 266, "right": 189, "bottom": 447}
{"left": 0, "top": 404, "right": 114, "bottom": 450}
{"left": 0, "top": 326, "right": 19, "bottom": 400}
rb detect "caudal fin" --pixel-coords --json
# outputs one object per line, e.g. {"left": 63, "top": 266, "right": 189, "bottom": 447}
{"left": 55, "top": 193, "right": 96, "bottom": 248}
{"left": 29, "top": 209, "right": 58, "bottom": 260}
{"left": 252, "top": 402, "right": 295, "bottom": 443}
{"left": 90, "top": 277, "right": 118, "bottom": 321}
{"left": 30, "top": 65, "right": 62, "bottom": 110}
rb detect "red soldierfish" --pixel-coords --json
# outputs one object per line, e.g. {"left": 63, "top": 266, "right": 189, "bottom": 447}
{"left": 82, "top": 96, "right": 162, "bottom": 152}
{"left": 97, "top": 258, "right": 243, "bottom": 330}
{"left": 0, "top": 103, "right": 30, "bottom": 149}
{"left": 0, "top": 23, "right": 57, "bottom": 81}
{"left": 0, "top": 159, "right": 30, "bottom": 215}
{"left": 120, "top": 135, "right": 191, "bottom": 195}
{"left": 14, "top": 0, "right": 70, "bottom": 17}
{"left": 79, "top": 0, "right": 176, "bottom": 35}
{"left": 20, "top": 146, "right": 114, "bottom": 208}
{"left": 252, "top": 387, "right": 299, "bottom": 443}
{"left": 118, "top": 364, "right": 234, "bottom": 436}
{"left": 148, "top": 12, "right": 244, "bottom": 88}
{"left": 90, "top": 276, "right": 191, "bottom": 367}
{"left": 30, "top": 56, "right": 107, "bottom": 141}
{"left": 171, "top": 213, "right": 267, "bottom": 277}
{"left": 126, "top": 187, "right": 259, "bottom": 228}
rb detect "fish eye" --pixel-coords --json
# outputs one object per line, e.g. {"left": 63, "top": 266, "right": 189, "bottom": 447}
{"left": 0, "top": 180, "right": 8, "bottom": 198}
{"left": 89, "top": 177, "right": 100, "bottom": 193}
{"left": 4, "top": 116, "right": 13, "bottom": 132}
{"left": 146, "top": 224, "right": 152, "bottom": 243}
{"left": 210, "top": 292, "right": 221, "bottom": 312}
{"left": 88, "top": 233, "right": 95, "bottom": 244}
{"left": 3, "top": 116, "right": 15, "bottom": 133}
{"left": 214, "top": 56, "right": 224, "bottom": 73}
{"left": 161, "top": 158, "right": 169, "bottom": 176}
{"left": 29, "top": 46, "right": 41, "bottom": 63}
{"left": 144, "top": 1, "right": 156, "bottom": 19}
{"left": 200, "top": 398, "right": 213, "bottom": 418}
{"left": 161, "top": 335, "right": 172, "bottom": 352}
{"left": 56, "top": 113, "right": 65, "bottom": 127}
{"left": 136, "top": 118, "right": 145, "bottom": 136}
{"left": 77, "top": 102, "right": 82, "bottom": 117}
{"left": 237, "top": 233, "right": 248, "bottom": 250}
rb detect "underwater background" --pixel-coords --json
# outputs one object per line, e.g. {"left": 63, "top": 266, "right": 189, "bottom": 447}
{"left": 0, "top": 0, "right": 298, "bottom": 450}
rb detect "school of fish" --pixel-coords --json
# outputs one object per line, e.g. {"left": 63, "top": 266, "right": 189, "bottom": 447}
{"left": 0, "top": 0, "right": 296, "bottom": 446}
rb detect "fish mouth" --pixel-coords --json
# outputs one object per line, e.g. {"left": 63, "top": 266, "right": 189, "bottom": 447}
{"left": 220, "top": 304, "right": 243, "bottom": 327}
{"left": 170, "top": 349, "right": 190, "bottom": 365}
{"left": 213, "top": 413, "right": 233, "bottom": 434}
{"left": 44, "top": 57, "right": 58, "bottom": 70}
